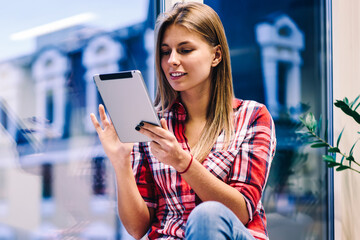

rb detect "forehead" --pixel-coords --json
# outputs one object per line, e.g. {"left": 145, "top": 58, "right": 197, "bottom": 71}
{"left": 161, "top": 24, "right": 207, "bottom": 45}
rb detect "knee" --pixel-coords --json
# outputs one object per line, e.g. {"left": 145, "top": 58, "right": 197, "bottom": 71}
{"left": 187, "top": 201, "right": 231, "bottom": 229}
{"left": 186, "top": 201, "right": 234, "bottom": 239}
{"left": 186, "top": 201, "right": 253, "bottom": 240}
{"left": 188, "top": 201, "right": 226, "bottom": 223}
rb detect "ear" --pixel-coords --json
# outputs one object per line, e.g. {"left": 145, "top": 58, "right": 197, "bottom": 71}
{"left": 211, "top": 45, "right": 222, "bottom": 67}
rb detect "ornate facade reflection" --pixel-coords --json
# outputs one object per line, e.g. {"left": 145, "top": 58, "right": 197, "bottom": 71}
{"left": 0, "top": 2, "right": 154, "bottom": 239}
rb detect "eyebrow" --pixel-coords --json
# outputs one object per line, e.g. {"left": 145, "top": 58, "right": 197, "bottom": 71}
{"left": 161, "top": 41, "right": 192, "bottom": 47}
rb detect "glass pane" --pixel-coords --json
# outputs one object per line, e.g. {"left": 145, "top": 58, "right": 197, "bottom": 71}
{"left": 204, "top": 0, "right": 330, "bottom": 239}
{"left": 0, "top": 1, "right": 155, "bottom": 239}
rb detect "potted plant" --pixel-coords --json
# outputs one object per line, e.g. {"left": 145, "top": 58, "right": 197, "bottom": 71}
{"left": 298, "top": 95, "right": 360, "bottom": 174}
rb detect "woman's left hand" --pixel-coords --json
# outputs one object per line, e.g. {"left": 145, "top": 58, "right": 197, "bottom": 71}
{"left": 139, "top": 120, "right": 250, "bottom": 224}
{"left": 137, "top": 119, "right": 192, "bottom": 172}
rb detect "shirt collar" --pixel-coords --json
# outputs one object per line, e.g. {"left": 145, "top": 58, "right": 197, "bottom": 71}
{"left": 232, "top": 98, "right": 242, "bottom": 110}
{"left": 170, "top": 97, "right": 186, "bottom": 115}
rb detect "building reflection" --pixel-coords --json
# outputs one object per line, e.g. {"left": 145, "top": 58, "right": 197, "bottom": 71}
{"left": 204, "top": 0, "right": 329, "bottom": 239}
{"left": 0, "top": 3, "right": 154, "bottom": 238}
{"left": 256, "top": 13, "right": 304, "bottom": 121}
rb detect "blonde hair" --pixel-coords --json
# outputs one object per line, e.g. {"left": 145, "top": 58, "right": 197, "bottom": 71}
{"left": 154, "top": 2, "right": 234, "bottom": 161}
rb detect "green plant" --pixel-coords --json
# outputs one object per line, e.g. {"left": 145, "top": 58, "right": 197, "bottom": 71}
{"left": 298, "top": 95, "right": 360, "bottom": 174}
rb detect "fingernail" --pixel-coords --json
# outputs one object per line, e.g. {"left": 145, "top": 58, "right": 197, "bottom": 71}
{"left": 139, "top": 121, "right": 144, "bottom": 126}
{"left": 135, "top": 125, "right": 141, "bottom": 131}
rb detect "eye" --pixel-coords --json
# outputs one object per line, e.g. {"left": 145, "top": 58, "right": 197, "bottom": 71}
{"left": 180, "top": 49, "right": 193, "bottom": 54}
{"left": 160, "top": 50, "right": 171, "bottom": 56}
{"left": 160, "top": 47, "right": 171, "bottom": 56}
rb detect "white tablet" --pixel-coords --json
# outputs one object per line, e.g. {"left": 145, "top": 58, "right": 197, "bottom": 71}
{"left": 93, "top": 70, "right": 160, "bottom": 143}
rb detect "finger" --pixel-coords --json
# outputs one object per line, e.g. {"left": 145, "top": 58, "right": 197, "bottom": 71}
{"left": 99, "top": 104, "right": 110, "bottom": 127}
{"left": 90, "top": 113, "right": 102, "bottom": 134}
{"left": 141, "top": 122, "right": 171, "bottom": 140}
{"left": 160, "top": 118, "right": 168, "bottom": 131}
{"left": 150, "top": 140, "right": 161, "bottom": 151}
{"left": 149, "top": 141, "right": 163, "bottom": 157}
{"left": 138, "top": 127, "right": 163, "bottom": 143}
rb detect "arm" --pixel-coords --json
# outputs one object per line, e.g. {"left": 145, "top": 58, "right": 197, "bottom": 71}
{"left": 138, "top": 105, "right": 275, "bottom": 225}
{"left": 138, "top": 119, "right": 250, "bottom": 223}
{"left": 90, "top": 104, "right": 153, "bottom": 239}
{"left": 112, "top": 155, "right": 154, "bottom": 239}
{"left": 227, "top": 105, "right": 276, "bottom": 221}
{"left": 179, "top": 156, "right": 250, "bottom": 224}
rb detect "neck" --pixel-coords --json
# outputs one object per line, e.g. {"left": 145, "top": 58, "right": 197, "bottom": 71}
{"left": 180, "top": 89, "right": 210, "bottom": 122}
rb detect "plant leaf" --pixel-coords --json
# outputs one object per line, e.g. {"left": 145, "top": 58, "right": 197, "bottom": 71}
{"left": 334, "top": 100, "right": 348, "bottom": 109}
{"left": 350, "top": 110, "right": 360, "bottom": 124}
{"left": 311, "top": 142, "right": 329, "bottom": 148}
{"left": 328, "top": 147, "right": 340, "bottom": 153}
{"left": 346, "top": 155, "right": 355, "bottom": 162}
{"left": 336, "top": 165, "right": 350, "bottom": 171}
{"left": 334, "top": 100, "right": 360, "bottom": 124}
{"left": 322, "top": 155, "right": 335, "bottom": 162}
{"left": 354, "top": 101, "right": 360, "bottom": 111}
{"left": 340, "top": 155, "right": 345, "bottom": 164}
{"left": 350, "top": 95, "right": 360, "bottom": 109}
{"left": 327, "top": 162, "right": 342, "bottom": 168}
{"left": 296, "top": 131, "right": 314, "bottom": 139}
{"left": 349, "top": 138, "right": 359, "bottom": 155}
{"left": 295, "top": 130, "right": 309, "bottom": 135}
{"left": 335, "top": 100, "right": 352, "bottom": 114}
{"left": 304, "top": 112, "right": 317, "bottom": 132}
{"left": 337, "top": 127, "right": 345, "bottom": 147}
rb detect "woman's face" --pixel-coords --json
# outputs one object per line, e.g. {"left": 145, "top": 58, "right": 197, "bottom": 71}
{"left": 160, "top": 24, "right": 220, "bottom": 94}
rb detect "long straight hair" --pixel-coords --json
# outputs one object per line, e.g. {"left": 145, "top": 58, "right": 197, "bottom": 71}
{"left": 154, "top": 2, "right": 234, "bottom": 161}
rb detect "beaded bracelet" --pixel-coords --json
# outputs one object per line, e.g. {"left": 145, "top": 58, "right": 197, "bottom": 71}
{"left": 178, "top": 154, "right": 193, "bottom": 174}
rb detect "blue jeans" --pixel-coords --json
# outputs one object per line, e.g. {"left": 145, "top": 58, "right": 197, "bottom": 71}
{"left": 185, "top": 201, "right": 255, "bottom": 240}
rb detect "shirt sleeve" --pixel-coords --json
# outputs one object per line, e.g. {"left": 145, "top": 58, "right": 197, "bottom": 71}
{"left": 131, "top": 143, "right": 158, "bottom": 209}
{"left": 228, "top": 104, "right": 276, "bottom": 220}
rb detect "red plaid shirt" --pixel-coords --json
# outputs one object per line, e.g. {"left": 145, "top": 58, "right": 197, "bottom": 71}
{"left": 131, "top": 99, "right": 276, "bottom": 240}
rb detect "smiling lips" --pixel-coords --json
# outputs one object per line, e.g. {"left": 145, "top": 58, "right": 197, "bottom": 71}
{"left": 170, "top": 72, "right": 187, "bottom": 80}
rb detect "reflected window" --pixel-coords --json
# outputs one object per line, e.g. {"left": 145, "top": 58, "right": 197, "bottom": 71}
{"left": 92, "top": 157, "right": 106, "bottom": 196}
{"left": 46, "top": 91, "right": 54, "bottom": 125}
{"left": 205, "top": 0, "right": 330, "bottom": 239}
{"left": 42, "top": 163, "right": 53, "bottom": 199}
{"left": 277, "top": 61, "right": 290, "bottom": 107}
{"left": 0, "top": 0, "right": 156, "bottom": 239}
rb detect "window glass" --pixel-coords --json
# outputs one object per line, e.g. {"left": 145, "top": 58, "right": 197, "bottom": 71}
{"left": 204, "top": 0, "right": 330, "bottom": 239}
{"left": 0, "top": 0, "right": 155, "bottom": 239}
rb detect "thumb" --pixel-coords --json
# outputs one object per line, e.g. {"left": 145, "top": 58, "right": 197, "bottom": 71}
{"left": 160, "top": 118, "right": 168, "bottom": 131}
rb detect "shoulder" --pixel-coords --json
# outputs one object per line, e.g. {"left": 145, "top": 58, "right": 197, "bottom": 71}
{"left": 233, "top": 98, "right": 270, "bottom": 118}
{"left": 232, "top": 98, "right": 274, "bottom": 134}
{"left": 230, "top": 98, "right": 276, "bottom": 153}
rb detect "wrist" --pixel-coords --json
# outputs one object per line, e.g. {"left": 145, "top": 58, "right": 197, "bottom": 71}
{"left": 109, "top": 153, "right": 132, "bottom": 170}
{"left": 178, "top": 153, "right": 193, "bottom": 174}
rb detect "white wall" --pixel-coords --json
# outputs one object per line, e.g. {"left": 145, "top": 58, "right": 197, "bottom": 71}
{"left": 332, "top": 0, "right": 360, "bottom": 239}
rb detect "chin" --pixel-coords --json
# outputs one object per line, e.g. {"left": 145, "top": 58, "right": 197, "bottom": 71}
{"left": 169, "top": 84, "right": 186, "bottom": 92}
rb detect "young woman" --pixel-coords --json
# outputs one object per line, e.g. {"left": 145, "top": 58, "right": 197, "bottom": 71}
{"left": 90, "top": 2, "right": 276, "bottom": 240}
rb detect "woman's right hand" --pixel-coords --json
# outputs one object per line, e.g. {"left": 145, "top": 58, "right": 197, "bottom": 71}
{"left": 91, "top": 105, "right": 152, "bottom": 238}
{"left": 90, "top": 104, "right": 134, "bottom": 168}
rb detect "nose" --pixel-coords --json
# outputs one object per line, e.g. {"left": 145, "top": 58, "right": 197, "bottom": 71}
{"left": 168, "top": 51, "right": 180, "bottom": 66}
